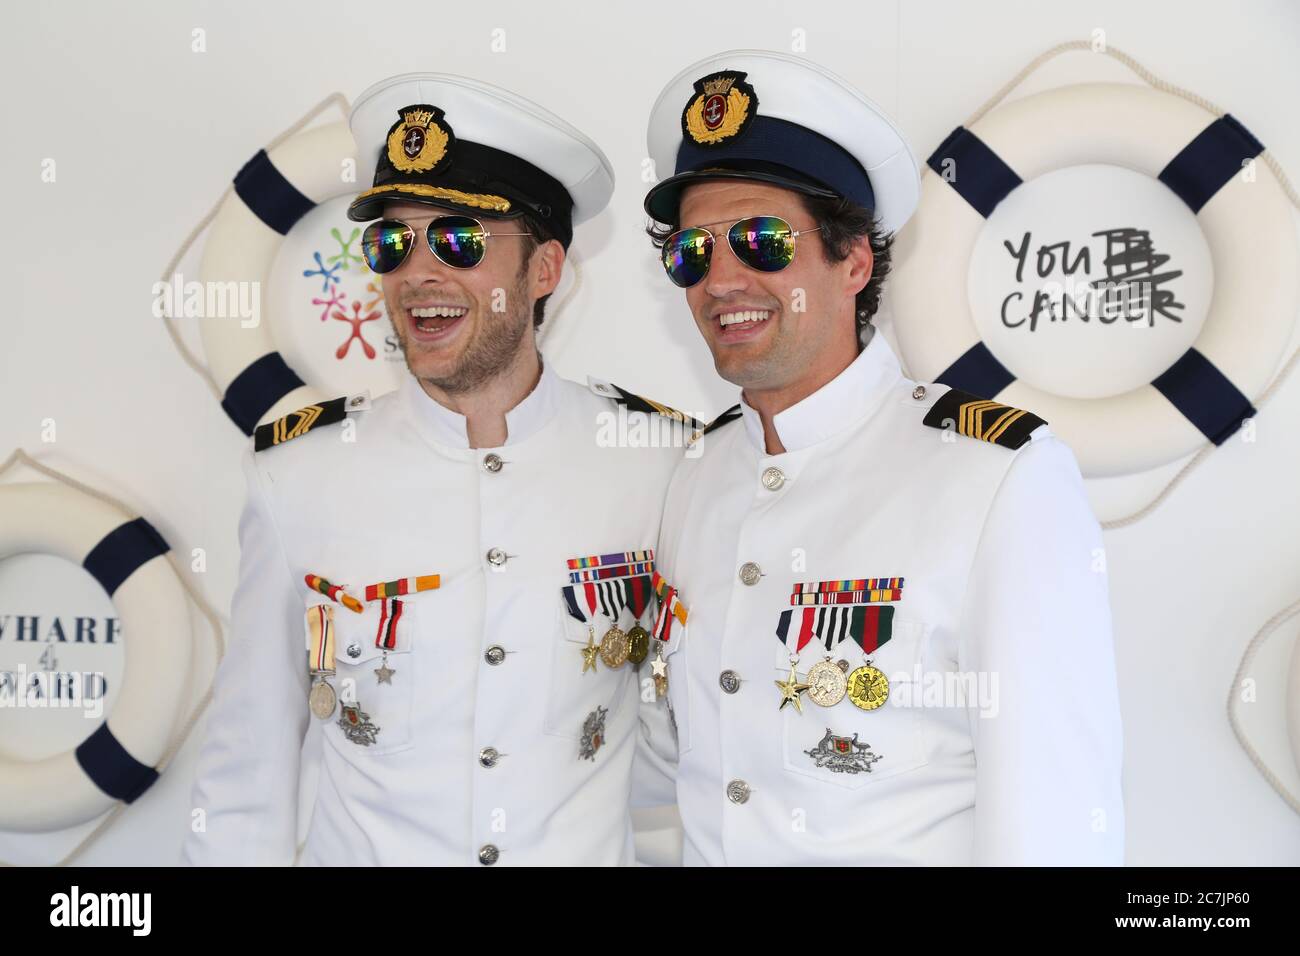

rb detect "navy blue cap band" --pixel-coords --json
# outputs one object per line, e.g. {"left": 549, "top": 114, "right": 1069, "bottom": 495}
{"left": 674, "top": 115, "right": 875, "bottom": 213}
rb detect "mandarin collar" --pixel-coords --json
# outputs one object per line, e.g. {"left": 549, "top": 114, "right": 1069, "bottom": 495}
{"left": 739, "top": 327, "right": 904, "bottom": 454}
{"left": 401, "top": 356, "right": 560, "bottom": 450}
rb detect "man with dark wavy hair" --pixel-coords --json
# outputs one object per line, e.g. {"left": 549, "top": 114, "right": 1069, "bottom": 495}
{"left": 639, "top": 50, "right": 1125, "bottom": 866}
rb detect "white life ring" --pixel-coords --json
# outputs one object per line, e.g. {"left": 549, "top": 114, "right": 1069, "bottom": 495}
{"left": 0, "top": 483, "right": 193, "bottom": 832}
{"left": 891, "top": 83, "right": 1298, "bottom": 478}
{"left": 199, "top": 121, "right": 358, "bottom": 434}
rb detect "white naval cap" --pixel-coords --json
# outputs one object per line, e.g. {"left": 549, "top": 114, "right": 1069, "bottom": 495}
{"left": 645, "top": 50, "right": 920, "bottom": 235}
{"left": 347, "top": 72, "right": 615, "bottom": 247}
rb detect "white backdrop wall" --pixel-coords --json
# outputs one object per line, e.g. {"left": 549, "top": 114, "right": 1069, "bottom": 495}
{"left": 1, "top": 0, "right": 1298, "bottom": 865}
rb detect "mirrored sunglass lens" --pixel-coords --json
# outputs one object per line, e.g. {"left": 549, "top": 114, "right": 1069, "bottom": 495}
{"left": 728, "top": 216, "right": 796, "bottom": 272}
{"left": 361, "top": 221, "right": 415, "bottom": 273}
{"left": 428, "top": 216, "right": 487, "bottom": 268}
{"left": 663, "top": 228, "right": 713, "bottom": 287}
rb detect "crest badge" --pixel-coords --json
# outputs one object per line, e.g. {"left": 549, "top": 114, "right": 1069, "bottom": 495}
{"left": 804, "top": 728, "right": 883, "bottom": 774}
{"left": 579, "top": 705, "right": 609, "bottom": 761}
{"left": 681, "top": 70, "right": 758, "bottom": 146}
{"left": 385, "top": 104, "right": 454, "bottom": 174}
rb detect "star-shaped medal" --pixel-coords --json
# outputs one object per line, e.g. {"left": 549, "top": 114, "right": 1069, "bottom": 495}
{"left": 374, "top": 654, "right": 395, "bottom": 685}
{"left": 579, "top": 629, "right": 600, "bottom": 674}
{"left": 775, "top": 663, "right": 811, "bottom": 714}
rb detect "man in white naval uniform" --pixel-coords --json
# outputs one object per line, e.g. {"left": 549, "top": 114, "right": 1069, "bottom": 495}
{"left": 638, "top": 51, "right": 1125, "bottom": 865}
{"left": 183, "top": 74, "right": 692, "bottom": 866}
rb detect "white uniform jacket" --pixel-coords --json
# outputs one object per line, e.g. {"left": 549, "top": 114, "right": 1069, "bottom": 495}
{"left": 647, "top": 329, "right": 1125, "bottom": 866}
{"left": 183, "top": 361, "right": 686, "bottom": 866}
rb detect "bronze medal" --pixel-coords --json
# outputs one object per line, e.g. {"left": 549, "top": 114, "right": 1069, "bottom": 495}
{"left": 626, "top": 624, "right": 651, "bottom": 666}
{"left": 846, "top": 662, "right": 890, "bottom": 711}
{"left": 806, "top": 656, "right": 848, "bottom": 707}
{"left": 599, "top": 624, "right": 630, "bottom": 668}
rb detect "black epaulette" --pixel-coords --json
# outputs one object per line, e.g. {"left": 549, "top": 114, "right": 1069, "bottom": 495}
{"left": 700, "top": 403, "right": 741, "bottom": 436}
{"left": 921, "top": 386, "right": 1046, "bottom": 450}
{"left": 253, "top": 393, "right": 371, "bottom": 452}
{"left": 587, "top": 378, "right": 705, "bottom": 431}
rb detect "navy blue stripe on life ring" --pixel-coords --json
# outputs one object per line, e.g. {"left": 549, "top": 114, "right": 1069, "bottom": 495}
{"left": 927, "top": 127, "right": 1023, "bottom": 219}
{"left": 936, "top": 342, "right": 1016, "bottom": 399}
{"left": 83, "top": 517, "right": 169, "bottom": 597}
{"left": 75, "top": 723, "right": 160, "bottom": 803}
{"left": 1151, "top": 348, "right": 1256, "bottom": 445}
{"left": 221, "top": 352, "right": 307, "bottom": 436}
{"left": 1158, "top": 114, "right": 1264, "bottom": 214}
{"left": 233, "top": 148, "right": 316, "bottom": 235}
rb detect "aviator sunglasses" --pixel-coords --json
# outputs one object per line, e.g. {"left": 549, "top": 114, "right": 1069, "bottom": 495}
{"left": 361, "top": 215, "right": 532, "bottom": 274}
{"left": 660, "top": 215, "right": 822, "bottom": 288}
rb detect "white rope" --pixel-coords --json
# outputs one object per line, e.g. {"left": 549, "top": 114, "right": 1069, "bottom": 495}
{"left": 159, "top": 92, "right": 352, "bottom": 400}
{"left": 1226, "top": 599, "right": 1300, "bottom": 815}
{"left": 0, "top": 449, "right": 227, "bottom": 866}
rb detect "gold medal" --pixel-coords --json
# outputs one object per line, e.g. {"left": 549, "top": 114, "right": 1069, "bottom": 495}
{"left": 599, "top": 624, "right": 630, "bottom": 668}
{"left": 806, "top": 656, "right": 848, "bottom": 707}
{"left": 846, "top": 662, "right": 890, "bottom": 711}
{"left": 309, "top": 677, "right": 337, "bottom": 719}
{"left": 626, "top": 624, "right": 651, "bottom": 666}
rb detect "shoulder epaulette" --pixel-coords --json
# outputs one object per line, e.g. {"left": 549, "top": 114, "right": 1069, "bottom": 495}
{"left": 700, "top": 403, "right": 741, "bottom": 436}
{"left": 587, "top": 377, "right": 705, "bottom": 431}
{"left": 254, "top": 393, "right": 370, "bottom": 452}
{"left": 921, "top": 386, "right": 1046, "bottom": 450}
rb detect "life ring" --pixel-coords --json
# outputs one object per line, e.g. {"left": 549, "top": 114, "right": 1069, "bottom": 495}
{"left": 199, "top": 121, "right": 358, "bottom": 434}
{"left": 890, "top": 83, "right": 1298, "bottom": 478}
{"left": 0, "top": 483, "right": 193, "bottom": 832}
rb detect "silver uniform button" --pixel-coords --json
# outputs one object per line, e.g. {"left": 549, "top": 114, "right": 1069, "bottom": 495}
{"left": 486, "top": 547, "right": 508, "bottom": 567}
{"left": 738, "top": 562, "right": 762, "bottom": 586}
{"left": 346, "top": 643, "right": 361, "bottom": 659}
{"left": 478, "top": 844, "right": 500, "bottom": 866}
{"left": 485, "top": 645, "right": 506, "bottom": 665}
{"left": 478, "top": 747, "right": 500, "bottom": 768}
{"left": 912, "top": 384, "right": 927, "bottom": 400}
{"left": 760, "top": 466, "right": 786, "bottom": 491}
{"left": 482, "top": 453, "right": 503, "bottom": 473}
{"left": 719, "top": 670, "right": 741, "bottom": 694}
{"left": 726, "top": 779, "right": 751, "bottom": 804}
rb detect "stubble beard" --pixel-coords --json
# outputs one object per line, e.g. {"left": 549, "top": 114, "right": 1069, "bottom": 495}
{"left": 392, "top": 271, "right": 532, "bottom": 395}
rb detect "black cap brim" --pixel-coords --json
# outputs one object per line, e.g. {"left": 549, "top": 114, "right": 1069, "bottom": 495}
{"left": 644, "top": 167, "right": 840, "bottom": 224}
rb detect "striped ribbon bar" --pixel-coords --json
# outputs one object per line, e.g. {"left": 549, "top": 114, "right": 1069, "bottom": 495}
{"left": 651, "top": 570, "right": 688, "bottom": 627}
{"left": 305, "top": 573, "right": 363, "bottom": 613}
{"left": 776, "top": 605, "right": 895, "bottom": 654}
{"left": 374, "top": 597, "right": 405, "bottom": 650}
{"left": 791, "top": 588, "right": 901, "bottom": 605}
{"left": 567, "top": 549, "right": 654, "bottom": 570}
{"left": 364, "top": 574, "right": 440, "bottom": 602}
{"left": 305, "top": 604, "right": 336, "bottom": 671}
{"left": 568, "top": 561, "right": 655, "bottom": 583}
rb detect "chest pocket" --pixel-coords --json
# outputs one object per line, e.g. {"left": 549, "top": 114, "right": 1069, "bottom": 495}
{"left": 323, "top": 597, "right": 418, "bottom": 757}
{"left": 543, "top": 565, "right": 656, "bottom": 743}
{"left": 774, "top": 609, "right": 931, "bottom": 790}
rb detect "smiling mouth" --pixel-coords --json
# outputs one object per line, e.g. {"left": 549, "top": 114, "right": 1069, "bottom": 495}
{"left": 715, "top": 309, "right": 773, "bottom": 332}
{"left": 408, "top": 305, "right": 469, "bottom": 334}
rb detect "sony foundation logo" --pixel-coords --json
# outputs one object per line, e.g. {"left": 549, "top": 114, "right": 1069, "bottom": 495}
{"left": 49, "top": 886, "right": 150, "bottom": 936}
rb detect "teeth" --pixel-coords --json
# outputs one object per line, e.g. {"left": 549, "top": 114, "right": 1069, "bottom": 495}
{"left": 718, "top": 310, "right": 771, "bottom": 327}
{"left": 410, "top": 306, "right": 468, "bottom": 318}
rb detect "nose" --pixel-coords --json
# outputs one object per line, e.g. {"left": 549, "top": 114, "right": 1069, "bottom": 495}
{"left": 701, "top": 239, "right": 751, "bottom": 298}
